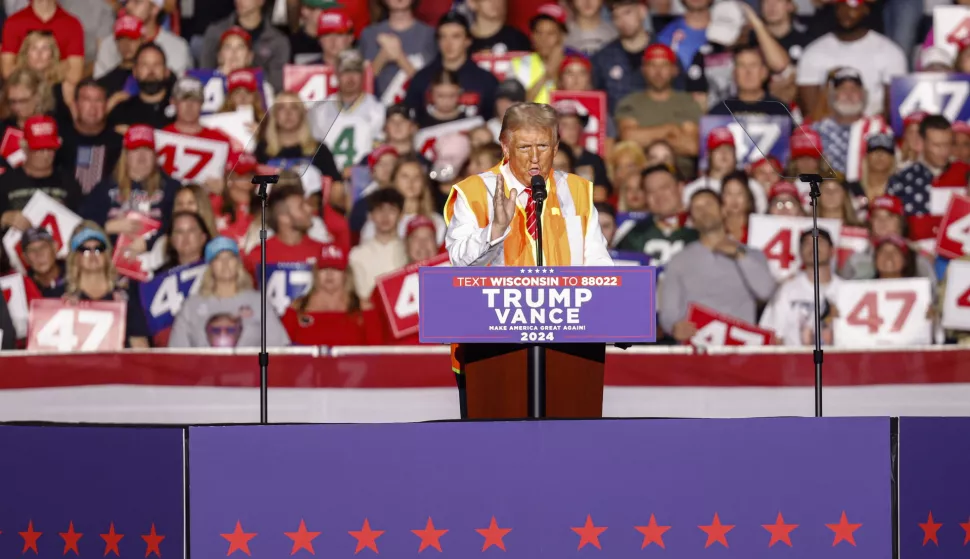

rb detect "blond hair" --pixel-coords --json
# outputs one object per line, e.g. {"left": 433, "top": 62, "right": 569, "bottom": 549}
{"left": 179, "top": 184, "right": 219, "bottom": 237}
{"left": 114, "top": 148, "right": 163, "bottom": 204}
{"left": 65, "top": 221, "right": 117, "bottom": 296}
{"left": 16, "top": 32, "right": 63, "bottom": 84}
{"left": 499, "top": 102, "right": 560, "bottom": 146}
{"left": 198, "top": 257, "right": 254, "bottom": 297}
{"left": 2, "top": 67, "right": 55, "bottom": 118}
{"left": 607, "top": 141, "right": 648, "bottom": 183}
{"left": 262, "top": 92, "right": 318, "bottom": 157}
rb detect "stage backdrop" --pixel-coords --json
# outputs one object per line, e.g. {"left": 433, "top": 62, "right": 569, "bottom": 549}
{"left": 189, "top": 418, "right": 891, "bottom": 557}
{"left": 0, "top": 425, "right": 185, "bottom": 558}
{"left": 898, "top": 417, "right": 970, "bottom": 558}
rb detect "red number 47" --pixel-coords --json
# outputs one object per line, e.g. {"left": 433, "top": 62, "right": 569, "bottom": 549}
{"left": 846, "top": 291, "right": 917, "bottom": 334}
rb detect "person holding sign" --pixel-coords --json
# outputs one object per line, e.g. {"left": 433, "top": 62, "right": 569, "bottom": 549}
{"left": 82, "top": 124, "right": 179, "bottom": 246}
{"left": 0, "top": 115, "right": 82, "bottom": 230}
{"left": 658, "top": 189, "right": 775, "bottom": 342}
{"left": 63, "top": 223, "right": 150, "bottom": 347}
{"left": 760, "top": 229, "right": 841, "bottom": 347}
{"left": 281, "top": 244, "right": 382, "bottom": 346}
{"left": 169, "top": 236, "right": 290, "bottom": 347}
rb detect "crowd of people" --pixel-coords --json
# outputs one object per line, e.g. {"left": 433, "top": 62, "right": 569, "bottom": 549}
{"left": 1, "top": 0, "right": 970, "bottom": 351}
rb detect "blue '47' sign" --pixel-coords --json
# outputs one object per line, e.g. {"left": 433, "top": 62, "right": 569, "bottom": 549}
{"left": 889, "top": 73, "right": 970, "bottom": 136}
{"left": 139, "top": 262, "right": 207, "bottom": 334}
{"left": 698, "top": 115, "right": 791, "bottom": 171}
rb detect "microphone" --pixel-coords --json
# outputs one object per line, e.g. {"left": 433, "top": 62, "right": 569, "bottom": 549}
{"left": 530, "top": 175, "right": 547, "bottom": 203}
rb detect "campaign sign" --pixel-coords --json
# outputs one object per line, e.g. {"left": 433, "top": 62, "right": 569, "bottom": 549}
{"left": 942, "top": 259, "right": 970, "bottom": 331}
{"left": 418, "top": 266, "right": 657, "bottom": 343}
{"left": 27, "top": 299, "right": 127, "bottom": 352}
{"left": 898, "top": 417, "right": 970, "bottom": 558}
{"left": 0, "top": 126, "right": 24, "bottom": 167}
{"left": 687, "top": 303, "right": 774, "bottom": 347}
{"left": 1, "top": 190, "right": 82, "bottom": 273}
{"left": 189, "top": 418, "right": 890, "bottom": 558}
{"left": 747, "top": 214, "right": 843, "bottom": 281}
{"left": 936, "top": 194, "right": 970, "bottom": 259}
{"left": 139, "top": 262, "right": 206, "bottom": 334}
{"left": 187, "top": 69, "right": 274, "bottom": 115}
{"left": 0, "top": 273, "right": 28, "bottom": 338}
{"left": 550, "top": 90, "right": 607, "bottom": 156}
{"left": 698, "top": 115, "right": 791, "bottom": 170}
{"left": 838, "top": 225, "right": 871, "bottom": 271}
{"left": 199, "top": 108, "right": 254, "bottom": 153}
{"left": 375, "top": 253, "right": 449, "bottom": 339}
{"left": 0, "top": 425, "right": 184, "bottom": 559}
{"left": 283, "top": 63, "right": 375, "bottom": 103}
{"left": 833, "top": 278, "right": 933, "bottom": 347}
{"left": 255, "top": 262, "right": 313, "bottom": 316}
{"left": 414, "top": 116, "right": 486, "bottom": 162}
{"left": 889, "top": 73, "right": 970, "bottom": 136}
{"left": 933, "top": 5, "right": 970, "bottom": 58}
{"left": 112, "top": 212, "right": 162, "bottom": 282}
{"left": 155, "top": 130, "right": 230, "bottom": 183}
{"left": 609, "top": 249, "right": 651, "bottom": 266}
{"left": 472, "top": 51, "right": 532, "bottom": 81}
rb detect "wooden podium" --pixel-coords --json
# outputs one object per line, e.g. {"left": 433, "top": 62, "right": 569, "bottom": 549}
{"left": 462, "top": 343, "right": 606, "bottom": 419}
{"left": 418, "top": 265, "right": 658, "bottom": 421}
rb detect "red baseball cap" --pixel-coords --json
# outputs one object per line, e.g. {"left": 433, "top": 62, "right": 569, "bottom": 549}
{"left": 226, "top": 151, "right": 258, "bottom": 176}
{"left": 706, "top": 127, "right": 735, "bottom": 151}
{"left": 643, "top": 43, "right": 676, "bottom": 64}
{"left": 318, "top": 244, "right": 348, "bottom": 270}
{"left": 768, "top": 181, "right": 800, "bottom": 200}
{"left": 531, "top": 3, "right": 567, "bottom": 29}
{"left": 869, "top": 194, "right": 904, "bottom": 216}
{"left": 220, "top": 26, "right": 252, "bottom": 46}
{"left": 23, "top": 115, "right": 61, "bottom": 150}
{"left": 749, "top": 156, "right": 781, "bottom": 174}
{"left": 790, "top": 129, "right": 823, "bottom": 159}
{"left": 559, "top": 55, "right": 591, "bottom": 75}
{"left": 953, "top": 121, "right": 970, "bottom": 136}
{"left": 368, "top": 145, "right": 399, "bottom": 169}
{"left": 114, "top": 14, "right": 143, "bottom": 40}
{"left": 317, "top": 10, "right": 353, "bottom": 35}
{"left": 406, "top": 215, "right": 436, "bottom": 238}
{"left": 903, "top": 111, "right": 928, "bottom": 128}
{"left": 227, "top": 69, "right": 258, "bottom": 92}
{"left": 124, "top": 124, "right": 155, "bottom": 150}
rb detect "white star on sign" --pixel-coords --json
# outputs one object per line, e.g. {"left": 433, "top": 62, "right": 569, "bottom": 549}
{"left": 520, "top": 268, "right": 525, "bottom": 273}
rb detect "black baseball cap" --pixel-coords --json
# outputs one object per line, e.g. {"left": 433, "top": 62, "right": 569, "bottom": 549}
{"left": 866, "top": 133, "right": 895, "bottom": 154}
{"left": 20, "top": 227, "right": 54, "bottom": 252}
{"left": 386, "top": 103, "right": 415, "bottom": 121}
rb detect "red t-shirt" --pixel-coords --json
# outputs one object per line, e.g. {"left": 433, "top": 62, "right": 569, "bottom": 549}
{"left": 1, "top": 6, "right": 84, "bottom": 58}
{"left": 243, "top": 235, "right": 324, "bottom": 275}
{"left": 281, "top": 307, "right": 383, "bottom": 346}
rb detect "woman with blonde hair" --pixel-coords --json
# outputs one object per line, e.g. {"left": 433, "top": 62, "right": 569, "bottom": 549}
{"left": 168, "top": 236, "right": 290, "bottom": 347}
{"left": 82, "top": 125, "right": 180, "bottom": 244}
{"left": 281, "top": 244, "right": 382, "bottom": 346}
{"left": 360, "top": 155, "right": 447, "bottom": 244}
{"left": 15, "top": 32, "right": 64, "bottom": 89}
{"left": 255, "top": 91, "right": 341, "bottom": 185}
{"left": 63, "top": 222, "right": 150, "bottom": 347}
{"left": 0, "top": 68, "right": 55, "bottom": 152}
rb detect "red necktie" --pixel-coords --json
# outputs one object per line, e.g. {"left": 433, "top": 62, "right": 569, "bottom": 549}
{"left": 524, "top": 189, "right": 537, "bottom": 238}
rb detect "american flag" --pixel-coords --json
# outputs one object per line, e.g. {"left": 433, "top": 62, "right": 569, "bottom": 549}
{"left": 75, "top": 145, "right": 106, "bottom": 195}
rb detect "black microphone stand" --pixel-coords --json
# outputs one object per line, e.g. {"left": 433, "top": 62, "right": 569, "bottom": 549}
{"left": 528, "top": 176, "right": 547, "bottom": 419}
{"left": 799, "top": 173, "right": 824, "bottom": 418}
{"left": 252, "top": 174, "right": 279, "bottom": 425}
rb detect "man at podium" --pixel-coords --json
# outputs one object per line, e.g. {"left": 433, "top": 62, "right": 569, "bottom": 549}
{"left": 443, "top": 102, "right": 614, "bottom": 416}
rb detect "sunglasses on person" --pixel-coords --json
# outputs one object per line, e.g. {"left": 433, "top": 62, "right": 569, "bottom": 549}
{"left": 206, "top": 325, "right": 241, "bottom": 336}
{"left": 77, "top": 242, "right": 107, "bottom": 257}
{"left": 773, "top": 200, "right": 798, "bottom": 211}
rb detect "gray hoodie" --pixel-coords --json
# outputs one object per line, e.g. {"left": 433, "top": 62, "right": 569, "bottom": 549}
{"left": 168, "top": 289, "right": 290, "bottom": 348}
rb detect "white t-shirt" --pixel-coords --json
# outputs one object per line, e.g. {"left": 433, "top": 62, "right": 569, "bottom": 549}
{"left": 309, "top": 93, "right": 386, "bottom": 170}
{"left": 759, "top": 272, "right": 842, "bottom": 346}
{"left": 796, "top": 31, "right": 907, "bottom": 116}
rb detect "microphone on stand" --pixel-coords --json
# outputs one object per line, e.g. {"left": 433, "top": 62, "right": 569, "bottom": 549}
{"left": 528, "top": 174, "right": 547, "bottom": 419}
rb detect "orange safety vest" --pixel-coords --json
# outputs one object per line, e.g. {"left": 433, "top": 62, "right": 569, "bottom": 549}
{"left": 442, "top": 163, "right": 594, "bottom": 373}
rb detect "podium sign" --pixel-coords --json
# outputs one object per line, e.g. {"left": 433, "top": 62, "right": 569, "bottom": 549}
{"left": 418, "top": 266, "right": 657, "bottom": 343}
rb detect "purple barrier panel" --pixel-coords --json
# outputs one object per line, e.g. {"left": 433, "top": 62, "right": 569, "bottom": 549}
{"left": 189, "top": 417, "right": 890, "bottom": 558}
{"left": 0, "top": 425, "right": 184, "bottom": 558}
{"left": 898, "top": 417, "right": 970, "bottom": 557}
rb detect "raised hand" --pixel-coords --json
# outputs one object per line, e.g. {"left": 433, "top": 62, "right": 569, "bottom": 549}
{"left": 490, "top": 174, "right": 517, "bottom": 241}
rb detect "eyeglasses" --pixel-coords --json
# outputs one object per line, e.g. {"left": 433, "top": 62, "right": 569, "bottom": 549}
{"left": 773, "top": 201, "right": 798, "bottom": 210}
{"left": 207, "top": 326, "right": 240, "bottom": 336}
